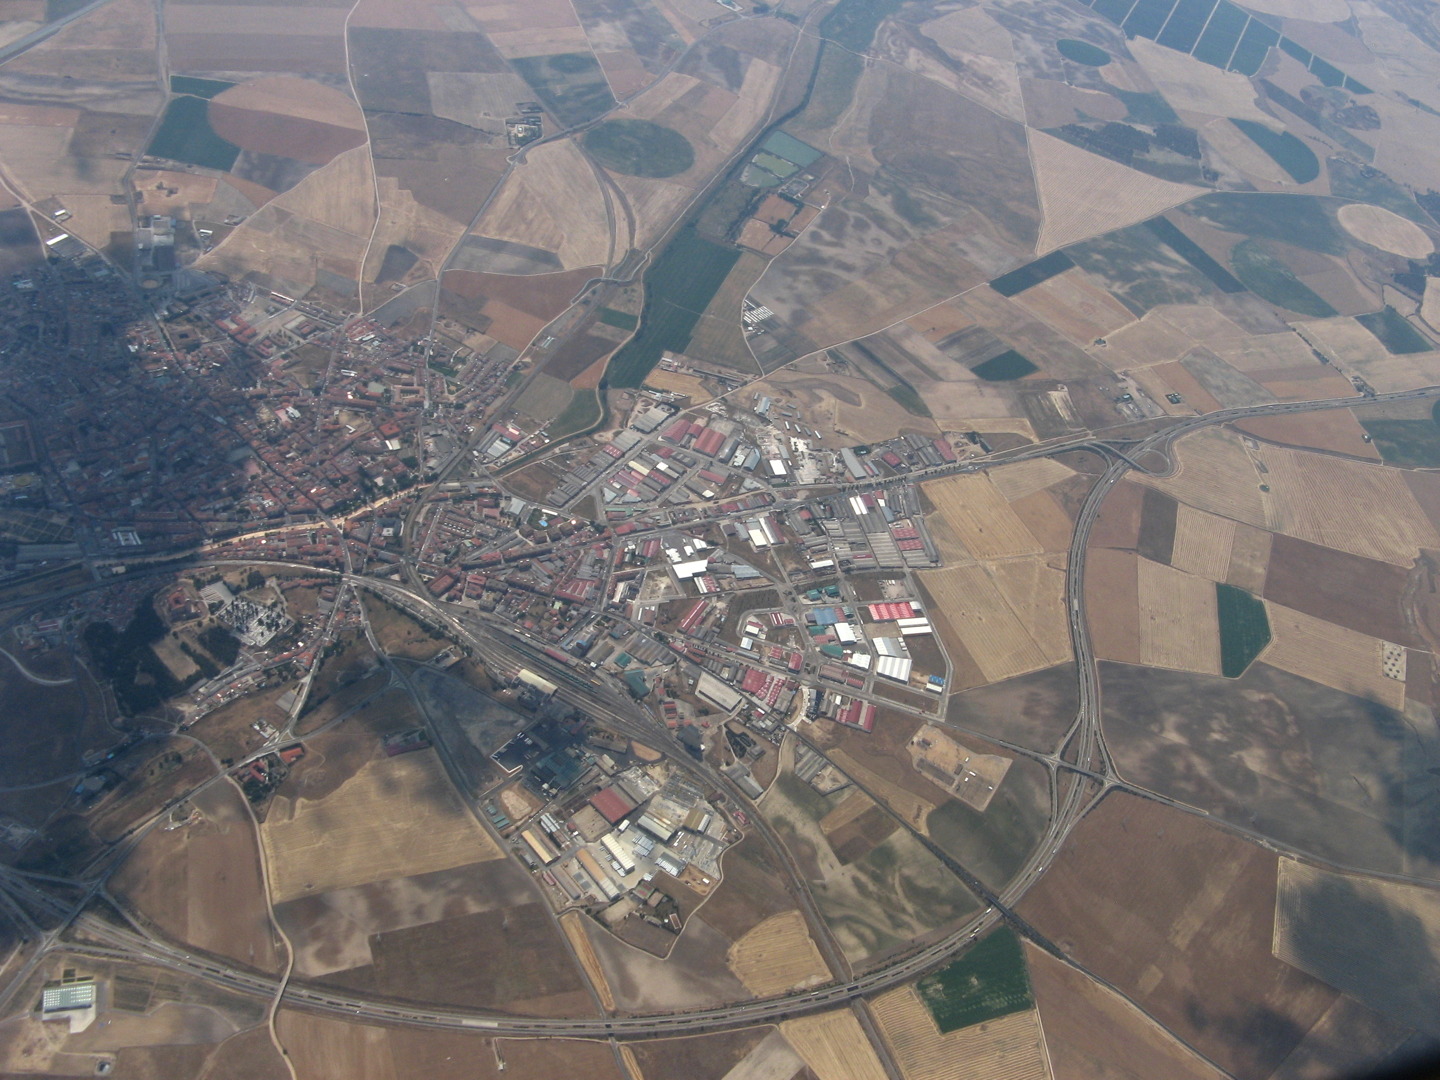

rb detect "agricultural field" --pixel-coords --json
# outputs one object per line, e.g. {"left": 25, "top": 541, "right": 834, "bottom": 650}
{"left": 915, "top": 927, "right": 1032, "bottom": 1032}
{"left": 781, "top": 1009, "right": 890, "bottom": 1080}
{"left": 725, "top": 910, "right": 830, "bottom": 996}
{"left": 111, "top": 782, "right": 279, "bottom": 973}
{"left": 760, "top": 766, "right": 978, "bottom": 965}
{"left": 872, "top": 984, "right": 1050, "bottom": 1080}
{"left": 1099, "top": 661, "right": 1440, "bottom": 878}
{"left": 260, "top": 747, "right": 503, "bottom": 902}
{"left": 1017, "top": 792, "right": 1341, "bottom": 1080}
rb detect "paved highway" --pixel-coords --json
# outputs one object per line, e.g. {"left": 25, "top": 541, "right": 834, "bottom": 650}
{"left": 6, "top": 385, "right": 1440, "bottom": 1038}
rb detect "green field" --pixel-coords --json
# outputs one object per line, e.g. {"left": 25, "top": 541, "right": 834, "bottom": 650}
{"left": 1057, "top": 38, "right": 1111, "bottom": 66}
{"left": 916, "top": 928, "right": 1032, "bottom": 1033}
{"left": 169, "top": 75, "right": 235, "bottom": 99}
{"left": 606, "top": 228, "right": 741, "bottom": 387}
{"left": 989, "top": 251, "right": 1073, "bottom": 297}
{"left": 598, "top": 307, "right": 638, "bottom": 331}
{"left": 147, "top": 95, "right": 240, "bottom": 171}
{"left": 548, "top": 387, "right": 601, "bottom": 439}
{"left": 1229, "top": 240, "right": 1337, "bottom": 318}
{"left": 582, "top": 119, "right": 694, "bottom": 178}
{"left": 513, "top": 52, "right": 615, "bottom": 128}
{"left": 886, "top": 385, "right": 931, "bottom": 417}
{"left": 1184, "top": 193, "right": 1348, "bottom": 256}
{"left": 1358, "top": 418, "right": 1440, "bottom": 468}
{"left": 1145, "top": 217, "right": 1245, "bottom": 293}
{"left": 1356, "top": 306, "right": 1433, "bottom": 354}
{"left": 1229, "top": 118, "right": 1320, "bottom": 184}
{"left": 972, "top": 350, "right": 1038, "bottom": 381}
{"left": 1216, "top": 583, "right": 1271, "bottom": 678}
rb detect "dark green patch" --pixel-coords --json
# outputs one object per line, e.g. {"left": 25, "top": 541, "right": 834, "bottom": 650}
{"left": 917, "top": 928, "right": 1032, "bottom": 1033}
{"left": 583, "top": 119, "right": 694, "bottom": 178}
{"left": 1145, "top": 217, "right": 1245, "bottom": 293}
{"left": 1358, "top": 419, "right": 1440, "bottom": 468}
{"left": 989, "top": 251, "right": 1074, "bottom": 297}
{"left": 1229, "top": 239, "right": 1337, "bottom": 317}
{"left": 1356, "top": 306, "right": 1433, "bottom": 355}
{"left": 885, "top": 385, "right": 931, "bottom": 417}
{"left": 548, "top": 388, "right": 601, "bottom": 439}
{"left": 598, "top": 307, "right": 638, "bottom": 331}
{"left": 147, "top": 96, "right": 240, "bottom": 172}
{"left": 1185, "top": 193, "right": 1348, "bottom": 255}
{"left": 1057, "top": 38, "right": 1111, "bottom": 66}
{"left": 169, "top": 76, "right": 235, "bottom": 100}
{"left": 1112, "top": 89, "right": 1179, "bottom": 126}
{"left": 1217, "top": 583, "right": 1271, "bottom": 678}
{"left": 819, "top": 0, "right": 902, "bottom": 52}
{"left": 971, "top": 350, "right": 1037, "bottom": 381}
{"left": 1228, "top": 118, "right": 1320, "bottom": 184}
{"left": 606, "top": 228, "right": 741, "bottom": 387}
{"left": 513, "top": 53, "right": 616, "bottom": 128}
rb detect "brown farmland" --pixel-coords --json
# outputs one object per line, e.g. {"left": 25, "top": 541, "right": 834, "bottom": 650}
{"left": 1017, "top": 792, "right": 1338, "bottom": 1079}
{"left": 1262, "top": 534, "right": 1419, "bottom": 646}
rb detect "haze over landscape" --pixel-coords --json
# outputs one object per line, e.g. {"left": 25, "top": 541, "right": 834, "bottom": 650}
{"left": 0, "top": 0, "right": 1439, "bottom": 1077}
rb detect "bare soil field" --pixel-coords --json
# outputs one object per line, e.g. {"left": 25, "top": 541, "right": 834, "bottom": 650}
{"left": 1082, "top": 550, "right": 1140, "bottom": 668}
{"left": 872, "top": 987, "right": 1051, "bottom": 1080}
{"left": 989, "top": 458, "right": 1076, "bottom": 503}
{"left": 700, "top": 834, "right": 799, "bottom": 941}
{"left": 322, "top": 900, "right": 590, "bottom": 1014}
{"left": 582, "top": 911, "right": 749, "bottom": 1012}
{"left": 1299, "top": 315, "right": 1440, "bottom": 393}
{"left": 726, "top": 909, "right": 829, "bottom": 996}
{"left": 1235, "top": 410, "right": 1380, "bottom": 459}
{"left": 260, "top": 747, "right": 502, "bottom": 902}
{"left": 0, "top": 651, "right": 105, "bottom": 786}
{"left": 1136, "top": 556, "right": 1220, "bottom": 674}
{"left": 111, "top": 781, "right": 279, "bottom": 973}
{"left": 946, "top": 662, "right": 1078, "bottom": 752}
{"left": 1274, "top": 857, "right": 1440, "bottom": 1040}
{"left": 277, "top": 1011, "right": 625, "bottom": 1080}
{"left": 1011, "top": 267, "right": 1136, "bottom": 346}
{"left": 559, "top": 909, "right": 614, "bottom": 1010}
{"left": 781, "top": 1008, "right": 888, "bottom": 1080}
{"left": 1025, "top": 943, "right": 1226, "bottom": 1080}
{"left": 1009, "top": 489, "right": 1077, "bottom": 553}
{"left": 1262, "top": 602, "right": 1404, "bottom": 709}
{"left": 275, "top": 856, "right": 538, "bottom": 978}
{"left": 1017, "top": 792, "right": 1337, "bottom": 1080}
{"left": 1262, "top": 534, "right": 1419, "bottom": 646}
{"left": 1086, "top": 477, "right": 1142, "bottom": 549}
{"left": 1099, "top": 662, "right": 1439, "bottom": 879}
{"left": 1030, "top": 130, "right": 1203, "bottom": 254}
{"left": 626, "top": 1027, "right": 773, "bottom": 1080}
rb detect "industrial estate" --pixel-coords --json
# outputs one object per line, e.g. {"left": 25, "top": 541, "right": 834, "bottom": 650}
{"left": 1, "top": 0, "right": 1440, "bottom": 1078}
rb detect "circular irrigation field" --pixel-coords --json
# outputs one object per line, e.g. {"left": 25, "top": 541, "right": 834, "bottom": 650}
{"left": 582, "top": 119, "right": 695, "bottom": 179}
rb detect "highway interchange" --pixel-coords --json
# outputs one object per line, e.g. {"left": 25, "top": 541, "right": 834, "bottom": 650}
{"left": 3, "top": 384, "right": 1440, "bottom": 1042}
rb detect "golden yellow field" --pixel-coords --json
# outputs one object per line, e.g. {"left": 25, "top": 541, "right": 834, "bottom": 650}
{"left": 1217, "top": 530, "right": 1266, "bottom": 596}
{"left": 260, "top": 748, "right": 502, "bottom": 902}
{"left": 989, "top": 458, "right": 1076, "bottom": 503}
{"left": 727, "top": 910, "right": 830, "bottom": 996}
{"left": 1169, "top": 504, "right": 1236, "bottom": 581}
{"left": 1140, "top": 427, "right": 1266, "bottom": 523}
{"left": 560, "top": 910, "right": 615, "bottom": 1011}
{"left": 781, "top": 1009, "right": 891, "bottom": 1080}
{"left": 989, "top": 556, "right": 1072, "bottom": 668}
{"left": 1029, "top": 130, "right": 1203, "bottom": 253}
{"left": 872, "top": 987, "right": 1052, "bottom": 1080}
{"left": 920, "top": 561, "right": 1065, "bottom": 684}
{"left": 924, "top": 474, "right": 1042, "bottom": 559}
{"left": 472, "top": 139, "right": 612, "bottom": 269}
{"left": 1262, "top": 603, "right": 1404, "bottom": 709}
{"left": 1261, "top": 445, "right": 1440, "bottom": 565}
{"left": 1136, "top": 557, "right": 1220, "bottom": 674}
{"left": 1338, "top": 203, "right": 1433, "bottom": 258}
{"left": 1299, "top": 316, "right": 1440, "bottom": 394}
